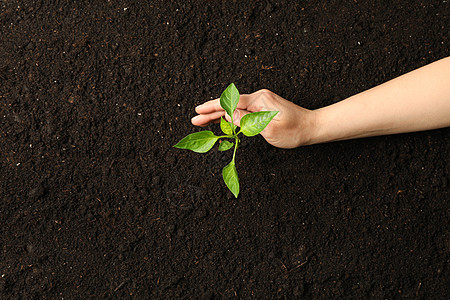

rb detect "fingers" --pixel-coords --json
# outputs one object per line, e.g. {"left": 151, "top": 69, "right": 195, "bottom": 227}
{"left": 191, "top": 110, "right": 225, "bottom": 126}
{"left": 237, "top": 94, "right": 255, "bottom": 110}
{"left": 195, "top": 94, "right": 254, "bottom": 114}
{"left": 224, "top": 109, "right": 251, "bottom": 127}
{"left": 192, "top": 89, "right": 277, "bottom": 128}
{"left": 195, "top": 99, "right": 222, "bottom": 114}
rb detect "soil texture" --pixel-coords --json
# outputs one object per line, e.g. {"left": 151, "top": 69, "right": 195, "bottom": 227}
{"left": 1, "top": 0, "right": 449, "bottom": 298}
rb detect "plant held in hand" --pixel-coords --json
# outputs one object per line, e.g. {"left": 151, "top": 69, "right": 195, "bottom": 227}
{"left": 174, "top": 83, "right": 278, "bottom": 198}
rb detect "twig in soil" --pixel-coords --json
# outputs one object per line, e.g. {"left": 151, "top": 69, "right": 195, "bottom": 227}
{"left": 289, "top": 260, "right": 308, "bottom": 273}
{"left": 166, "top": 192, "right": 191, "bottom": 211}
{"left": 277, "top": 259, "right": 288, "bottom": 273}
{"left": 185, "top": 184, "right": 201, "bottom": 190}
{"left": 416, "top": 282, "right": 422, "bottom": 296}
{"left": 114, "top": 280, "right": 127, "bottom": 292}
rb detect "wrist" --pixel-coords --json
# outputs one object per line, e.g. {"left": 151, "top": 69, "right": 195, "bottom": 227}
{"left": 302, "top": 107, "right": 339, "bottom": 146}
{"left": 295, "top": 108, "right": 321, "bottom": 147}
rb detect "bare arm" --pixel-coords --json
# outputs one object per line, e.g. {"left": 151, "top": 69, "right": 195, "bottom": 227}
{"left": 311, "top": 56, "right": 450, "bottom": 144}
{"left": 192, "top": 57, "right": 450, "bottom": 148}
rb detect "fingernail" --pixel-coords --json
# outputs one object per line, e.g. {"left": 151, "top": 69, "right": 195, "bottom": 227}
{"left": 195, "top": 104, "right": 204, "bottom": 110}
{"left": 233, "top": 110, "right": 240, "bottom": 120}
{"left": 191, "top": 115, "right": 200, "bottom": 121}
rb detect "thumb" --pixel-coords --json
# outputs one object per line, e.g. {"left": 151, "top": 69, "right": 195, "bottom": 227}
{"left": 225, "top": 109, "right": 250, "bottom": 127}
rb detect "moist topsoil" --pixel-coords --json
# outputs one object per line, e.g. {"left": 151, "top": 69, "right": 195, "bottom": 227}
{"left": 1, "top": 1, "right": 449, "bottom": 299}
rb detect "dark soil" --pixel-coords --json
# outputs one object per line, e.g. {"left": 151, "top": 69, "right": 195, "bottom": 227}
{"left": 1, "top": 1, "right": 449, "bottom": 298}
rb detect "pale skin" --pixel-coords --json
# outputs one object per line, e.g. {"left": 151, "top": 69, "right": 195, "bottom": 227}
{"left": 191, "top": 56, "right": 450, "bottom": 149}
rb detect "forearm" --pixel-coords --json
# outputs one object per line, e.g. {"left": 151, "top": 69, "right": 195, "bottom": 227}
{"left": 309, "top": 56, "right": 450, "bottom": 144}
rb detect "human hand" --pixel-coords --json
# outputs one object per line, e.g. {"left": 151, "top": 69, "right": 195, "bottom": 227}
{"left": 191, "top": 89, "right": 317, "bottom": 148}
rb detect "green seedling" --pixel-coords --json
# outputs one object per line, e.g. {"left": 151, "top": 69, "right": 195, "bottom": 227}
{"left": 174, "top": 83, "right": 278, "bottom": 198}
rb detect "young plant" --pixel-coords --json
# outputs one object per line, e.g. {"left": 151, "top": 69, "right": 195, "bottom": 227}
{"left": 174, "top": 83, "right": 278, "bottom": 198}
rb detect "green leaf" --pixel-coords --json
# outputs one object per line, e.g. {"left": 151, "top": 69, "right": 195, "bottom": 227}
{"left": 222, "top": 160, "right": 239, "bottom": 198}
{"left": 218, "top": 140, "right": 234, "bottom": 151}
{"left": 220, "top": 117, "right": 233, "bottom": 135}
{"left": 240, "top": 111, "right": 279, "bottom": 137}
{"left": 173, "top": 131, "right": 219, "bottom": 153}
{"left": 220, "top": 83, "right": 240, "bottom": 121}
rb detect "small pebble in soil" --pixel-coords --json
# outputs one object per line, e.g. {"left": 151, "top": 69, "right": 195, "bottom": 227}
{"left": 195, "top": 208, "right": 208, "bottom": 219}
{"left": 78, "top": 205, "right": 87, "bottom": 216}
{"left": 152, "top": 175, "right": 161, "bottom": 185}
{"left": 166, "top": 224, "right": 176, "bottom": 234}
{"left": 431, "top": 177, "right": 441, "bottom": 187}
{"left": 28, "top": 184, "right": 46, "bottom": 199}
{"left": 378, "top": 140, "right": 387, "bottom": 150}
{"left": 167, "top": 275, "right": 181, "bottom": 286}
{"left": 240, "top": 140, "right": 249, "bottom": 148}
{"left": 118, "top": 244, "right": 127, "bottom": 252}
{"left": 86, "top": 212, "right": 95, "bottom": 221}
{"left": 136, "top": 206, "right": 146, "bottom": 216}
{"left": 165, "top": 154, "right": 176, "bottom": 165}
{"left": 26, "top": 42, "right": 35, "bottom": 51}
{"left": 195, "top": 189, "right": 204, "bottom": 200}
{"left": 441, "top": 177, "right": 448, "bottom": 188}
{"left": 293, "top": 283, "right": 305, "bottom": 296}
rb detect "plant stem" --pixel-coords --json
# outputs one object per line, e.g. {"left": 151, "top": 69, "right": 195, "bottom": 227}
{"left": 232, "top": 135, "right": 239, "bottom": 162}
{"left": 230, "top": 114, "right": 237, "bottom": 136}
